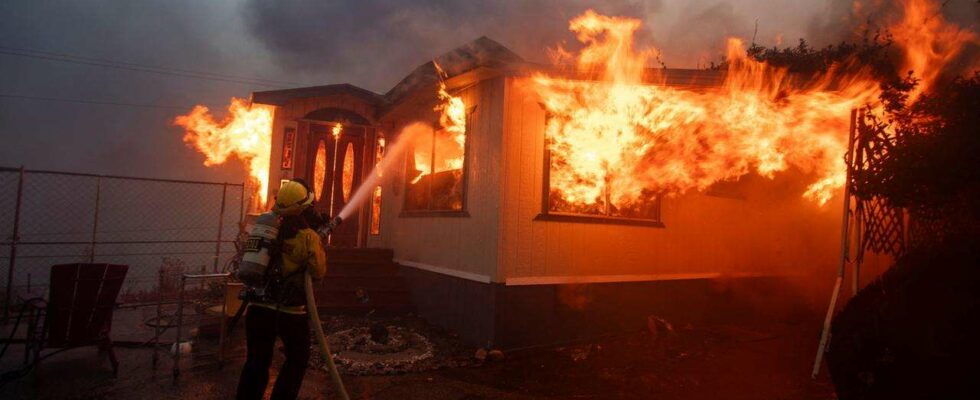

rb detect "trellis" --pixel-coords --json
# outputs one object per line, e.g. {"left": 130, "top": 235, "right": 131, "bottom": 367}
{"left": 811, "top": 108, "right": 914, "bottom": 377}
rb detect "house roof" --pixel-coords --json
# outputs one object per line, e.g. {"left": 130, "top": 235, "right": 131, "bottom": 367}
{"left": 383, "top": 36, "right": 524, "bottom": 105}
{"left": 251, "top": 83, "right": 383, "bottom": 107}
{"left": 250, "top": 37, "right": 733, "bottom": 114}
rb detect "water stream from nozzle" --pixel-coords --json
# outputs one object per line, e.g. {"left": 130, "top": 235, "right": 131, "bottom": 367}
{"left": 336, "top": 122, "right": 429, "bottom": 221}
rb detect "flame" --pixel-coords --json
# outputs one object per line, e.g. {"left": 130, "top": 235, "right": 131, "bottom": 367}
{"left": 332, "top": 123, "right": 343, "bottom": 138}
{"left": 410, "top": 62, "right": 467, "bottom": 184}
{"left": 174, "top": 97, "right": 273, "bottom": 210}
{"left": 530, "top": 2, "right": 973, "bottom": 209}
{"left": 889, "top": 0, "right": 979, "bottom": 102}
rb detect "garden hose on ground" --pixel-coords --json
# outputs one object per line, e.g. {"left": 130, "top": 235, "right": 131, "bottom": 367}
{"left": 305, "top": 271, "right": 350, "bottom": 400}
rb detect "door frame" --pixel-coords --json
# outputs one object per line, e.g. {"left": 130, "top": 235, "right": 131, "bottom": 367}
{"left": 300, "top": 119, "right": 380, "bottom": 247}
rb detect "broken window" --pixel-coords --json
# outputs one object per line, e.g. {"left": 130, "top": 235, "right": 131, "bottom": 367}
{"left": 404, "top": 121, "right": 467, "bottom": 213}
{"left": 542, "top": 121, "right": 661, "bottom": 223}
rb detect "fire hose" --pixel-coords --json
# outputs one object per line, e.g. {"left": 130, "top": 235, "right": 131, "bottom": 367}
{"left": 309, "top": 216, "right": 350, "bottom": 400}
{"left": 233, "top": 213, "right": 350, "bottom": 398}
{"left": 305, "top": 271, "right": 350, "bottom": 400}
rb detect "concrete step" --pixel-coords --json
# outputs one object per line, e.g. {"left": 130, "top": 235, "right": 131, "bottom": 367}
{"left": 316, "top": 248, "right": 412, "bottom": 316}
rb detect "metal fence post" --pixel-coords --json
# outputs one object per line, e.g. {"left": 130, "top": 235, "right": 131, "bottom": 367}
{"left": 173, "top": 274, "right": 186, "bottom": 383}
{"left": 213, "top": 183, "right": 227, "bottom": 272}
{"left": 89, "top": 176, "right": 102, "bottom": 263}
{"left": 239, "top": 182, "right": 247, "bottom": 223}
{"left": 3, "top": 166, "right": 25, "bottom": 321}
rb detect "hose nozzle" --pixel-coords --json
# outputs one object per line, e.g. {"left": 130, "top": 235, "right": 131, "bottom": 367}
{"left": 317, "top": 216, "right": 343, "bottom": 237}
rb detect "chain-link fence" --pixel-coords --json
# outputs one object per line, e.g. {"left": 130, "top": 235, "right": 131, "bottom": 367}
{"left": 0, "top": 166, "right": 248, "bottom": 318}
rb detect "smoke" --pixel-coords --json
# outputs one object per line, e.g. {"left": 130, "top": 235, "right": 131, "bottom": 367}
{"left": 807, "top": 0, "right": 980, "bottom": 45}
{"left": 241, "top": 0, "right": 659, "bottom": 92}
{"left": 0, "top": 0, "right": 280, "bottom": 181}
{"left": 4, "top": 0, "right": 976, "bottom": 180}
{"left": 243, "top": 0, "right": 980, "bottom": 89}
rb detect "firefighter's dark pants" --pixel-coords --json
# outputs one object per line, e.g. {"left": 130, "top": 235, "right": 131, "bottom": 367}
{"left": 236, "top": 305, "right": 310, "bottom": 400}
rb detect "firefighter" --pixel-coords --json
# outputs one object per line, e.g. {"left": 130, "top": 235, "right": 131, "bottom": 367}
{"left": 236, "top": 179, "right": 327, "bottom": 400}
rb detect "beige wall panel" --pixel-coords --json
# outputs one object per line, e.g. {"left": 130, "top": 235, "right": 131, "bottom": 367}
{"left": 372, "top": 79, "right": 505, "bottom": 280}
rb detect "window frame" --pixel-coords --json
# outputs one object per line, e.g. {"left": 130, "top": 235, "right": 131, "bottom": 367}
{"left": 370, "top": 185, "right": 383, "bottom": 235}
{"left": 535, "top": 122, "right": 665, "bottom": 228}
{"left": 399, "top": 106, "right": 475, "bottom": 218}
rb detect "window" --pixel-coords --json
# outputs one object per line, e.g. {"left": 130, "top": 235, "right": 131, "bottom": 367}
{"left": 403, "top": 119, "right": 467, "bottom": 213}
{"left": 312, "top": 139, "right": 327, "bottom": 201}
{"left": 370, "top": 186, "right": 382, "bottom": 235}
{"left": 374, "top": 135, "right": 386, "bottom": 176}
{"left": 281, "top": 127, "right": 296, "bottom": 169}
{"left": 540, "top": 122, "right": 662, "bottom": 226}
{"left": 371, "top": 135, "right": 385, "bottom": 235}
{"left": 341, "top": 142, "right": 354, "bottom": 202}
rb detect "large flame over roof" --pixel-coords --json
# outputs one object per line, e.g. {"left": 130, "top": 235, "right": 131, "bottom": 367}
{"left": 530, "top": 0, "right": 976, "bottom": 208}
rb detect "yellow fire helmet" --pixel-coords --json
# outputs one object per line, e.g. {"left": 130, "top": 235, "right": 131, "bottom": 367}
{"left": 273, "top": 180, "right": 314, "bottom": 216}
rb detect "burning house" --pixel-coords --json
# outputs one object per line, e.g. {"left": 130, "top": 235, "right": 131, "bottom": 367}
{"left": 246, "top": 29, "right": 863, "bottom": 347}
{"left": 171, "top": 1, "right": 970, "bottom": 349}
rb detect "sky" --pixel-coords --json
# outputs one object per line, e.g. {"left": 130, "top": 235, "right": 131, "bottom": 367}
{"left": 1, "top": 0, "right": 977, "bottom": 183}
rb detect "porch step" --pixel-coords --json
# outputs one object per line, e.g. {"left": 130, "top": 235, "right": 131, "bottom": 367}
{"left": 313, "top": 288, "right": 411, "bottom": 305}
{"left": 316, "top": 276, "right": 408, "bottom": 291}
{"left": 326, "top": 262, "right": 400, "bottom": 277}
{"left": 316, "top": 247, "right": 413, "bottom": 316}
{"left": 326, "top": 247, "right": 394, "bottom": 264}
{"left": 317, "top": 303, "right": 415, "bottom": 316}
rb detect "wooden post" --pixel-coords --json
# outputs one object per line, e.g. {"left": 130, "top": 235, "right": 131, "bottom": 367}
{"left": 812, "top": 109, "right": 858, "bottom": 378}
{"left": 853, "top": 204, "right": 863, "bottom": 295}
{"left": 3, "top": 166, "right": 25, "bottom": 321}
{"left": 850, "top": 118, "right": 869, "bottom": 296}
{"left": 218, "top": 281, "right": 228, "bottom": 366}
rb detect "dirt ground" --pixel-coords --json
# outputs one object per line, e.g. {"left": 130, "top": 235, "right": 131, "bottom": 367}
{"left": 0, "top": 313, "right": 836, "bottom": 400}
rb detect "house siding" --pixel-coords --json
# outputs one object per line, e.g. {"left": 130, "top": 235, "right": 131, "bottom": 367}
{"left": 370, "top": 78, "right": 506, "bottom": 282}
{"left": 498, "top": 76, "right": 844, "bottom": 283}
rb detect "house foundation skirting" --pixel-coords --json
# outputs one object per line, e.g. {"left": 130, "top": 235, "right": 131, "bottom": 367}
{"left": 397, "top": 264, "right": 811, "bottom": 349}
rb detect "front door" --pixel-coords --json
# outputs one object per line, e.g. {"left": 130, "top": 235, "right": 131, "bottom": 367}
{"left": 307, "top": 123, "right": 365, "bottom": 247}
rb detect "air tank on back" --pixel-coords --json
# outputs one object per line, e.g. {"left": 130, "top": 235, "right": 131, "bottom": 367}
{"left": 237, "top": 211, "right": 280, "bottom": 287}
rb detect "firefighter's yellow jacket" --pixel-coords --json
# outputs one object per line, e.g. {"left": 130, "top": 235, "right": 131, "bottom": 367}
{"left": 250, "top": 228, "right": 327, "bottom": 314}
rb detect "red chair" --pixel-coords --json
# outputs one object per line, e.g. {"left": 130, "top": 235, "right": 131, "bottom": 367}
{"left": 22, "top": 263, "right": 128, "bottom": 377}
